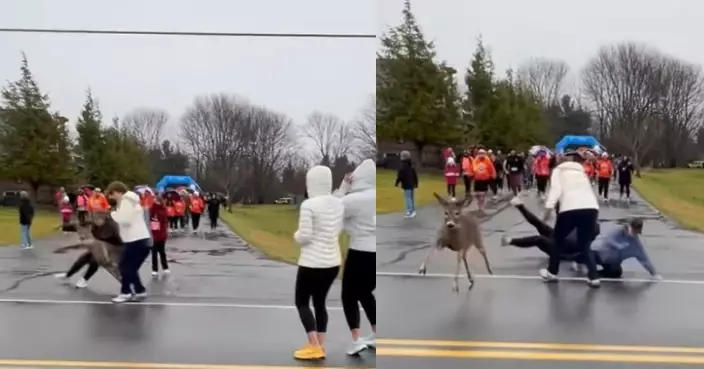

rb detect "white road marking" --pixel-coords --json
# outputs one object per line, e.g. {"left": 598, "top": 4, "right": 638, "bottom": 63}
{"left": 0, "top": 298, "right": 344, "bottom": 310}
{"left": 376, "top": 271, "right": 704, "bottom": 285}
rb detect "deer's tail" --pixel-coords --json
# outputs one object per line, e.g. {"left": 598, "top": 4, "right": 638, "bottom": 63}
{"left": 53, "top": 243, "right": 89, "bottom": 254}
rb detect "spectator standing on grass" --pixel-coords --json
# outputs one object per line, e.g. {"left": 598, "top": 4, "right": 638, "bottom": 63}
{"left": 18, "top": 191, "right": 34, "bottom": 250}
{"left": 395, "top": 150, "right": 419, "bottom": 218}
{"left": 333, "top": 159, "right": 377, "bottom": 356}
{"left": 292, "top": 165, "right": 344, "bottom": 361}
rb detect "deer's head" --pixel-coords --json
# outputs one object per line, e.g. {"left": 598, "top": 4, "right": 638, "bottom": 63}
{"left": 433, "top": 192, "right": 473, "bottom": 230}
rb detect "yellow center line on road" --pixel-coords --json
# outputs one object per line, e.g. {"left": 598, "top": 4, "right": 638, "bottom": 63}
{"left": 378, "top": 347, "right": 704, "bottom": 365}
{"left": 379, "top": 338, "right": 704, "bottom": 354}
{"left": 0, "top": 360, "right": 374, "bottom": 369}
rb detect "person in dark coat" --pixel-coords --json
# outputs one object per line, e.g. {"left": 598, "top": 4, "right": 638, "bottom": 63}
{"left": 394, "top": 150, "right": 419, "bottom": 218}
{"left": 18, "top": 191, "right": 34, "bottom": 249}
{"left": 617, "top": 155, "right": 634, "bottom": 202}
{"left": 206, "top": 194, "right": 221, "bottom": 231}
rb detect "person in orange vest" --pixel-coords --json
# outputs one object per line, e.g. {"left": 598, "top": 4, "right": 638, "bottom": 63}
{"left": 173, "top": 197, "right": 186, "bottom": 231}
{"left": 532, "top": 151, "right": 552, "bottom": 200}
{"left": 472, "top": 149, "right": 497, "bottom": 212}
{"left": 461, "top": 149, "right": 474, "bottom": 197}
{"left": 88, "top": 189, "right": 110, "bottom": 221}
{"left": 189, "top": 192, "right": 205, "bottom": 233}
{"left": 596, "top": 152, "right": 614, "bottom": 203}
{"left": 583, "top": 159, "right": 596, "bottom": 186}
{"left": 166, "top": 200, "right": 177, "bottom": 230}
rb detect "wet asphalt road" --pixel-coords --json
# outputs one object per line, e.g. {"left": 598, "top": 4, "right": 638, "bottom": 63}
{"left": 377, "top": 185, "right": 704, "bottom": 368}
{"left": 0, "top": 226, "right": 375, "bottom": 368}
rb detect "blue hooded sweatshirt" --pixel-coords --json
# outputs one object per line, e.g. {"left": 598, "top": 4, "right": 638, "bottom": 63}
{"left": 590, "top": 223, "right": 657, "bottom": 275}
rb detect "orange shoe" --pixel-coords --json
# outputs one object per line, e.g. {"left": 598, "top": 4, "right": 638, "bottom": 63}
{"left": 293, "top": 343, "right": 325, "bottom": 360}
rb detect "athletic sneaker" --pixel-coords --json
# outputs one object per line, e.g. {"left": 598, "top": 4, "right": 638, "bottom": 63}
{"left": 151, "top": 271, "right": 158, "bottom": 277}
{"left": 510, "top": 196, "right": 523, "bottom": 206}
{"left": 346, "top": 338, "right": 368, "bottom": 356}
{"left": 539, "top": 268, "right": 559, "bottom": 282}
{"left": 74, "top": 278, "right": 88, "bottom": 289}
{"left": 587, "top": 279, "right": 601, "bottom": 288}
{"left": 112, "top": 294, "right": 133, "bottom": 303}
{"left": 133, "top": 292, "right": 148, "bottom": 300}
{"left": 54, "top": 272, "right": 68, "bottom": 280}
{"left": 571, "top": 262, "right": 585, "bottom": 274}
{"left": 163, "top": 269, "right": 171, "bottom": 274}
{"left": 363, "top": 333, "right": 376, "bottom": 348}
{"left": 409, "top": 211, "right": 416, "bottom": 218}
{"left": 500, "top": 235, "right": 511, "bottom": 247}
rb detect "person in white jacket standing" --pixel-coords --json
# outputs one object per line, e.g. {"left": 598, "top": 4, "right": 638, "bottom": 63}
{"left": 292, "top": 165, "right": 344, "bottom": 361}
{"left": 105, "top": 181, "right": 152, "bottom": 303}
{"left": 334, "top": 159, "right": 376, "bottom": 356}
{"left": 541, "top": 151, "right": 601, "bottom": 287}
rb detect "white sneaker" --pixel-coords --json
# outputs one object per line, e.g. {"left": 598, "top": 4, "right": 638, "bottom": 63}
{"left": 539, "top": 268, "right": 559, "bottom": 283}
{"left": 112, "top": 294, "right": 133, "bottom": 303}
{"left": 409, "top": 211, "right": 416, "bottom": 218}
{"left": 151, "top": 271, "right": 158, "bottom": 277}
{"left": 74, "top": 278, "right": 88, "bottom": 289}
{"left": 346, "top": 338, "right": 368, "bottom": 356}
{"left": 510, "top": 196, "right": 523, "bottom": 206}
{"left": 133, "top": 292, "right": 148, "bottom": 300}
{"left": 163, "top": 269, "right": 171, "bottom": 274}
{"left": 363, "top": 333, "right": 376, "bottom": 348}
{"left": 587, "top": 279, "right": 601, "bottom": 288}
{"left": 571, "top": 262, "right": 585, "bottom": 274}
{"left": 500, "top": 235, "right": 511, "bottom": 247}
{"left": 54, "top": 272, "right": 68, "bottom": 280}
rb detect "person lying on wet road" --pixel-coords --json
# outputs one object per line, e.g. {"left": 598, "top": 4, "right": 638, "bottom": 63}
{"left": 501, "top": 197, "right": 662, "bottom": 280}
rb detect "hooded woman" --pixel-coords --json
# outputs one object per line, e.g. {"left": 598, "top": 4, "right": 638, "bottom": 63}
{"left": 18, "top": 191, "right": 34, "bottom": 249}
{"left": 334, "top": 159, "right": 376, "bottom": 356}
{"left": 105, "top": 181, "right": 152, "bottom": 303}
{"left": 541, "top": 151, "right": 601, "bottom": 287}
{"left": 292, "top": 165, "right": 344, "bottom": 361}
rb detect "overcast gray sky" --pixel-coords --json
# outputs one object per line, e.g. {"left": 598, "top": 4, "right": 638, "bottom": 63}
{"left": 0, "top": 0, "right": 374, "bottom": 133}
{"left": 378, "top": 0, "right": 700, "bottom": 93}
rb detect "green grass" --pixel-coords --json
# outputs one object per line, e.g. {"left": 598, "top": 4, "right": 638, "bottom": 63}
{"left": 633, "top": 169, "right": 704, "bottom": 232}
{"left": 220, "top": 205, "right": 348, "bottom": 266}
{"left": 376, "top": 169, "right": 445, "bottom": 214}
{"left": 0, "top": 207, "right": 60, "bottom": 245}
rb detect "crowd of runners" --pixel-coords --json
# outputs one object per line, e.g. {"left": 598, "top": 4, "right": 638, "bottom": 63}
{"left": 395, "top": 144, "right": 661, "bottom": 288}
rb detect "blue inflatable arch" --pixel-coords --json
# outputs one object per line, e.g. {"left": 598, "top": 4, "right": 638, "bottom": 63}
{"left": 155, "top": 175, "right": 202, "bottom": 193}
{"left": 555, "top": 135, "right": 606, "bottom": 154}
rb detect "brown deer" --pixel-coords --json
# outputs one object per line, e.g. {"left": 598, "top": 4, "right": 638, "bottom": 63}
{"left": 418, "top": 193, "right": 494, "bottom": 292}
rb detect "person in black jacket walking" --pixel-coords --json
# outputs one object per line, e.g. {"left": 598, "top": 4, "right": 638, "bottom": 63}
{"left": 395, "top": 150, "right": 419, "bottom": 218}
{"left": 18, "top": 191, "right": 34, "bottom": 250}
{"left": 617, "top": 156, "right": 634, "bottom": 202}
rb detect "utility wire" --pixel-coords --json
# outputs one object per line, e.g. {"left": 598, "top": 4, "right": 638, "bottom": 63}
{"left": 0, "top": 28, "right": 375, "bottom": 39}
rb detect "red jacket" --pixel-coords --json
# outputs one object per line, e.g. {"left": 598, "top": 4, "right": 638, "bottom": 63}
{"left": 150, "top": 203, "right": 169, "bottom": 242}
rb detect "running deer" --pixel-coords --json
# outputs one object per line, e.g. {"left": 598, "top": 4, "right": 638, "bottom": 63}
{"left": 418, "top": 193, "right": 494, "bottom": 292}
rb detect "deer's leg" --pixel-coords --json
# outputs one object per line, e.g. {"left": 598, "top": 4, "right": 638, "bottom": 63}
{"left": 478, "top": 246, "right": 494, "bottom": 275}
{"left": 418, "top": 245, "right": 439, "bottom": 275}
{"left": 462, "top": 250, "right": 475, "bottom": 289}
{"left": 452, "top": 251, "right": 461, "bottom": 293}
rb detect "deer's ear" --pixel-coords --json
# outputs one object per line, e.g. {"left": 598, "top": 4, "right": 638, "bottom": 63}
{"left": 433, "top": 192, "right": 448, "bottom": 207}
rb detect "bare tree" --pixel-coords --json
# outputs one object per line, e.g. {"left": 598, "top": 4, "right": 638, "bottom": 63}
{"left": 300, "top": 111, "right": 356, "bottom": 164}
{"left": 122, "top": 108, "right": 169, "bottom": 150}
{"left": 581, "top": 43, "right": 665, "bottom": 169}
{"left": 354, "top": 95, "right": 377, "bottom": 160}
{"left": 518, "top": 58, "right": 569, "bottom": 105}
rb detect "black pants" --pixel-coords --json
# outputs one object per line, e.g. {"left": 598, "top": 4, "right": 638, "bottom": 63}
{"left": 489, "top": 179, "right": 498, "bottom": 195}
{"left": 77, "top": 211, "right": 88, "bottom": 226}
{"left": 119, "top": 239, "right": 150, "bottom": 295}
{"left": 463, "top": 175, "right": 472, "bottom": 196}
{"left": 535, "top": 175, "right": 549, "bottom": 194}
{"left": 179, "top": 216, "right": 187, "bottom": 228}
{"left": 619, "top": 181, "right": 631, "bottom": 198}
{"left": 496, "top": 175, "right": 504, "bottom": 190}
{"left": 151, "top": 240, "right": 169, "bottom": 272}
{"left": 548, "top": 209, "right": 599, "bottom": 280}
{"left": 66, "top": 251, "right": 99, "bottom": 280}
{"left": 208, "top": 213, "right": 218, "bottom": 229}
{"left": 342, "top": 249, "right": 376, "bottom": 330}
{"left": 295, "top": 265, "right": 339, "bottom": 333}
{"left": 168, "top": 217, "right": 178, "bottom": 229}
{"left": 446, "top": 184, "right": 456, "bottom": 198}
{"left": 191, "top": 213, "right": 201, "bottom": 230}
{"left": 598, "top": 178, "right": 610, "bottom": 198}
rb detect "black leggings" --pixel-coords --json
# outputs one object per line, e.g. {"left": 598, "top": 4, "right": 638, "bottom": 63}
{"left": 535, "top": 175, "right": 549, "bottom": 194}
{"left": 295, "top": 266, "right": 339, "bottom": 333}
{"left": 66, "top": 251, "right": 99, "bottom": 280}
{"left": 342, "top": 249, "right": 376, "bottom": 330}
{"left": 463, "top": 176, "right": 472, "bottom": 196}
{"left": 208, "top": 214, "right": 218, "bottom": 229}
{"left": 168, "top": 217, "right": 178, "bottom": 229}
{"left": 598, "top": 178, "right": 610, "bottom": 198}
{"left": 619, "top": 182, "right": 631, "bottom": 197}
{"left": 191, "top": 213, "right": 201, "bottom": 230}
{"left": 151, "top": 240, "right": 169, "bottom": 272}
{"left": 548, "top": 209, "right": 599, "bottom": 279}
{"left": 447, "top": 184, "right": 456, "bottom": 198}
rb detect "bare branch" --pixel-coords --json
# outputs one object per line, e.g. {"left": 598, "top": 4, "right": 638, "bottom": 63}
{"left": 518, "top": 58, "right": 569, "bottom": 105}
{"left": 122, "top": 108, "right": 169, "bottom": 150}
{"left": 300, "top": 111, "right": 356, "bottom": 163}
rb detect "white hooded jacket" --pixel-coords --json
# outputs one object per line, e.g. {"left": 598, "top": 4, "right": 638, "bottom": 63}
{"left": 111, "top": 191, "right": 151, "bottom": 243}
{"left": 334, "top": 159, "right": 376, "bottom": 253}
{"left": 545, "top": 161, "right": 599, "bottom": 213}
{"left": 294, "top": 166, "right": 344, "bottom": 268}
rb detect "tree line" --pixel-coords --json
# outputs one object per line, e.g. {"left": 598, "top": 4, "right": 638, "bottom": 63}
{"left": 377, "top": 0, "right": 704, "bottom": 168}
{"left": 0, "top": 54, "right": 375, "bottom": 203}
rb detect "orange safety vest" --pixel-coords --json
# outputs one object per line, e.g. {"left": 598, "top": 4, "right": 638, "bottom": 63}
{"left": 583, "top": 162, "right": 595, "bottom": 178}
{"left": 166, "top": 206, "right": 176, "bottom": 217}
{"left": 462, "top": 156, "right": 474, "bottom": 177}
{"left": 141, "top": 194, "right": 155, "bottom": 210}
{"left": 473, "top": 156, "right": 496, "bottom": 181}
{"left": 535, "top": 157, "right": 551, "bottom": 176}
{"left": 189, "top": 198, "right": 204, "bottom": 214}
{"left": 89, "top": 194, "right": 109, "bottom": 212}
{"left": 597, "top": 159, "right": 613, "bottom": 178}
{"left": 173, "top": 201, "right": 186, "bottom": 216}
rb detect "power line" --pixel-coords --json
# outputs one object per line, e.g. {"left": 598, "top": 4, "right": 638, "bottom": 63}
{"left": 0, "top": 28, "right": 375, "bottom": 39}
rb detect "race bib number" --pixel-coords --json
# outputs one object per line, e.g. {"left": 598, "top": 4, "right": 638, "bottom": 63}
{"left": 150, "top": 221, "right": 161, "bottom": 231}
{"left": 477, "top": 164, "right": 487, "bottom": 173}
{"left": 510, "top": 167, "right": 518, "bottom": 171}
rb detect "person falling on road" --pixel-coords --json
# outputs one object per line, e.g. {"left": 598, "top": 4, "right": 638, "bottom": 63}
{"left": 596, "top": 152, "right": 614, "bottom": 204}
